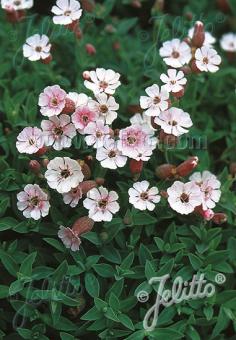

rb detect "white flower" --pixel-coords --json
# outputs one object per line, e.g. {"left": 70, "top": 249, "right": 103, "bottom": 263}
{"left": 140, "top": 84, "right": 169, "bottom": 117}
{"left": 1, "top": 0, "right": 33, "bottom": 10}
{"left": 16, "top": 127, "right": 44, "bottom": 154}
{"left": 67, "top": 92, "right": 89, "bottom": 109}
{"left": 41, "top": 114, "right": 76, "bottom": 151}
{"left": 89, "top": 93, "right": 119, "bottom": 125}
{"left": 84, "top": 68, "right": 121, "bottom": 95}
{"left": 17, "top": 184, "right": 50, "bottom": 220}
{"left": 189, "top": 171, "right": 221, "bottom": 210}
{"left": 188, "top": 27, "right": 216, "bottom": 46}
{"left": 160, "top": 69, "right": 187, "bottom": 93}
{"left": 130, "top": 113, "right": 155, "bottom": 132}
{"left": 51, "top": 0, "right": 82, "bottom": 25}
{"left": 154, "top": 107, "right": 192, "bottom": 136}
{"left": 159, "top": 39, "right": 192, "bottom": 68}
{"left": 96, "top": 138, "right": 127, "bottom": 169}
{"left": 45, "top": 157, "right": 84, "bottom": 193}
{"left": 167, "top": 181, "right": 202, "bottom": 215}
{"left": 128, "top": 181, "right": 160, "bottom": 211}
{"left": 62, "top": 185, "right": 82, "bottom": 208}
{"left": 195, "top": 46, "right": 221, "bottom": 73}
{"left": 83, "top": 186, "right": 120, "bottom": 222}
{"left": 220, "top": 33, "right": 236, "bottom": 52}
{"left": 23, "top": 34, "right": 51, "bottom": 61}
{"left": 84, "top": 120, "right": 110, "bottom": 148}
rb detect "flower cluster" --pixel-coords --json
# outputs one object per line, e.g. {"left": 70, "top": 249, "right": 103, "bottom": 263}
{"left": 15, "top": 20, "right": 227, "bottom": 253}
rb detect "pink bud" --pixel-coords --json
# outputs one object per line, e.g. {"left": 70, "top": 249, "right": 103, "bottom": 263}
{"left": 131, "top": 0, "right": 142, "bottom": 8}
{"left": 113, "top": 41, "right": 121, "bottom": 51}
{"left": 80, "top": 180, "right": 97, "bottom": 195}
{"left": 72, "top": 216, "right": 94, "bottom": 236}
{"left": 172, "top": 87, "right": 185, "bottom": 99}
{"left": 129, "top": 159, "right": 143, "bottom": 175}
{"left": 35, "top": 146, "right": 47, "bottom": 156}
{"left": 176, "top": 156, "right": 198, "bottom": 177}
{"left": 29, "top": 160, "right": 41, "bottom": 174}
{"left": 86, "top": 43, "right": 96, "bottom": 55}
{"left": 83, "top": 71, "right": 90, "bottom": 80}
{"left": 192, "top": 21, "right": 205, "bottom": 48}
{"left": 212, "top": 213, "right": 227, "bottom": 225}
{"left": 42, "top": 158, "right": 50, "bottom": 168}
{"left": 78, "top": 160, "right": 91, "bottom": 180}
{"left": 62, "top": 97, "right": 76, "bottom": 114}
{"left": 230, "top": 162, "right": 236, "bottom": 177}
{"left": 6, "top": 9, "right": 25, "bottom": 23}
{"left": 41, "top": 55, "right": 53, "bottom": 65}
{"left": 190, "top": 59, "right": 202, "bottom": 73}
{"left": 66, "top": 20, "right": 79, "bottom": 32}
{"left": 95, "top": 177, "right": 105, "bottom": 186}
{"left": 155, "top": 164, "right": 176, "bottom": 179}
{"left": 195, "top": 206, "right": 214, "bottom": 221}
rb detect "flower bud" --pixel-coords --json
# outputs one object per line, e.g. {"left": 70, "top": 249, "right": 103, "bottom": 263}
{"left": 172, "top": 87, "right": 185, "bottom": 99}
{"left": 86, "top": 43, "right": 96, "bottom": 55}
{"left": 190, "top": 59, "right": 201, "bottom": 73}
{"left": 212, "top": 213, "right": 227, "bottom": 224}
{"left": 29, "top": 160, "right": 41, "bottom": 174}
{"left": 78, "top": 160, "right": 91, "bottom": 179}
{"left": 176, "top": 156, "right": 198, "bottom": 177}
{"left": 194, "top": 206, "right": 214, "bottom": 221}
{"left": 180, "top": 66, "right": 192, "bottom": 75}
{"left": 129, "top": 159, "right": 143, "bottom": 175}
{"left": 217, "top": 0, "right": 230, "bottom": 13}
{"left": 66, "top": 20, "right": 79, "bottom": 32}
{"left": 72, "top": 216, "right": 94, "bottom": 236}
{"left": 185, "top": 12, "right": 193, "bottom": 21}
{"left": 160, "top": 190, "right": 168, "bottom": 199}
{"left": 41, "top": 55, "right": 53, "bottom": 65}
{"left": 80, "top": 180, "right": 97, "bottom": 195}
{"left": 155, "top": 163, "right": 176, "bottom": 179}
{"left": 131, "top": 0, "right": 142, "bottom": 8}
{"left": 127, "top": 104, "right": 142, "bottom": 114}
{"left": 42, "top": 158, "right": 50, "bottom": 167}
{"left": 113, "top": 129, "right": 120, "bottom": 137}
{"left": 82, "top": 71, "right": 90, "bottom": 80}
{"left": 62, "top": 97, "right": 76, "bottom": 114}
{"left": 151, "top": 117, "right": 159, "bottom": 129}
{"left": 192, "top": 21, "right": 205, "bottom": 48}
{"left": 95, "top": 177, "right": 105, "bottom": 186}
{"left": 80, "top": 0, "right": 95, "bottom": 12}
{"left": 113, "top": 41, "right": 120, "bottom": 51}
{"left": 35, "top": 146, "right": 47, "bottom": 156}
{"left": 159, "top": 130, "right": 178, "bottom": 147}
{"left": 6, "top": 9, "right": 25, "bottom": 23}
{"left": 229, "top": 162, "right": 236, "bottom": 177}
{"left": 75, "top": 27, "right": 83, "bottom": 39}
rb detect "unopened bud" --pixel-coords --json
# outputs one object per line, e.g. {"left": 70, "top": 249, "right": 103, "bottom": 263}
{"left": 217, "top": 0, "right": 230, "bottom": 13}
{"left": 181, "top": 66, "right": 192, "bottom": 75}
{"left": 151, "top": 117, "right": 159, "bottom": 129}
{"left": 95, "top": 177, "right": 105, "bottom": 186}
{"left": 113, "top": 41, "right": 120, "bottom": 50}
{"left": 35, "top": 146, "right": 47, "bottom": 156}
{"left": 80, "top": 180, "right": 97, "bottom": 195}
{"left": 160, "top": 190, "right": 168, "bottom": 199}
{"left": 155, "top": 163, "right": 176, "bottom": 179}
{"left": 185, "top": 12, "right": 193, "bottom": 21}
{"left": 78, "top": 160, "right": 91, "bottom": 179}
{"left": 192, "top": 21, "right": 205, "bottom": 48}
{"left": 80, "top": 0, "right": 95, "bottom": 12}
{"left": 194, "top": 206, "right": 214, "bottom": 221}
{"left": 83, "top": 71, "right": 90, "bottom": 80}
{"left": 75, "top": 27, "right": 83, "bottom": 39}
{"left": 29, "top": 160, "right": 41, "bottom": 174}
{"left": 72, "top": 216, "right": 94, "bottom": 236}
{"left": 230, "top": 162, "right": 236, "bottom": 177}
{"left": 212, "top": 213, "right": 227, "bottom": 224}
{"left": 131, "top": 0, "right": 142, "bottom": 8}
{"left": 62, "top": 97, "right": 76, "bottom": 114}
{"left": 176, "top": 156, "right": 198, "bottom": 177}
{"left": 42, "top": 158, "right": 50, "bottom": 167}
{"left": 172, "top": 87, "right": 185, "bottom": 99}
{"left": 128, "top": 104, "right": 142, "bottom": 114}
{"left": 86, "top": 43, "right": 96, "bottom": 55}
{"left": 190, "top": 59, "right": 201, "bottom": 73}
{"left": 41, "top": 55, "right": 53, "bottom": 65}
{"left": 6, "top": 9, "right": 25, "bottom": 23}
{"left": 66, "top": 20, "right": 79, "bottom": 32}
{"left": 129, "top": 159, "right": 143, "bottom": 175}
{"left": 113, "top": 129, "right": 120, "bottom": 137}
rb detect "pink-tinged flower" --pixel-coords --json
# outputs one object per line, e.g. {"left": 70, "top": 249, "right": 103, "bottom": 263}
{"left": 167, "top": 181, "right": 202, "bottom": 215}
{"left": 51, "top": 0, "right": 82, "bottom": 25}
{"left": 96, "top": 138, "right": 127, "bottom": 169}
{"left": 189, "top": 171, "right": 221, "bottom": 210}
{"left": 45, "top": 157, "right": 84, "bottom": 193}
{"left": 130, "top": 113, "right": 155, "bottom": 133}
{"left": 83, "top": 186, "right": 120, "bottom": 221}
{"left": 195, "top": 46, "right": 221, "bottom": 73}
{"left": 67, "top": 92, "right": 88, "bottom": 109}
{"left": 128, "top": 181, "right": 160, "bottom": 211}
{"left": 16, "top": 127, "right": 44, "bottom": 154}
{"left": 154, "top": 107, "right": 192, "bottom": 137}
{"left": 159, "top": 39, "right": 192, "bottom": 68}
{"left": 58, "top": 216, "right": 94, "bottom": 251}
{"left": 17, "top": 184, "right": 50, "bottom": 220}
{"left": 41, "top": 114, "right": 76, "bottom": 151}
{"left": 220, "top": 33, "right": 236, "bottom": 52}
{"left": 23, "top": 34, "right": 51, "bottom": 62}
{"left": 188, "top": 27, "right": 216, "bottom": 47}
{"left": 84, "top": 120, "right": 110, "bottom": 148}
{"left": 160, "top": 69, "right": 187, "bottom": 93}
{"left": 84, "top": 68, "right": 121, "bottom": 95}
{"left": 62, "top": 185, "right": 82, "bottom": 207}
{"left": 117, "top": 124, "right": 157, "bottom": 160}
{"left": 1, "top": 0, "right": 33, "bottom": 10}
{"left": 38, "top": 85, "right": 67, "bottom": 117}
{"left": 140, "top": 84, "right": 169, "bottom": 117}
{"left": 71, "top": 94, "right": 97, "bottom": 133}
{"left": 89, "top": 93, "right": 119, "bottom": 125}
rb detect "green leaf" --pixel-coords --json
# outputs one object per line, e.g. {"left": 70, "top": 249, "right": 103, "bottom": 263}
{"left": 85, "top": 272, "right": 100, "bottom": 297}
{"left": 0, "top": 249, "right": 19, "bottom": 277}
{"left": 19, "top": 251, "right": 37, "bottom": 278}
{"left": 93, "top": 264, "right": 115, "bottom": 278}
{"left": 118, "top": 313, "right": 135, "bottom": 330}
{"left": 0, "top": 217, "right": 17, "bottom": 231}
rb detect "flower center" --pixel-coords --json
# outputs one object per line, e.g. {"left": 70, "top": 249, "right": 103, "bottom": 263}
{"left": 170, "top": 80, "right": 176, "bottom": 84}
{"left": 51, "top": 98, "right": 58, "bottom": 106}
{"left": 99, "top": 81, "right": 108, "bottom": 90}
{"left": 140, "top": 191, "right": 149, "bottom": 200}
{"left": 61, "top": 169, "right": 70, "bottom": 178}
{"left": 98, "top": 198, "right": 108, "bottom": 209}
{"left": 53, "top": 127, "right": 63, "bottom": 136}
{"left": 172, "top": 50, "right": 180, "bottom": 58}
{"left": 100, "top": 105, "right": 108, "bottom": 114}
{"left": 14, "top": 0, "right": 21, "bottom": 5}
{"left": 35, "top": 46, "right": 42, "bottom": 52}
{"left": 168, "top": 120, "right": 177, "bottom": 126}
{"left": 180, "top": 193, "right": 189, "bottom": 203}
{"left": 28, "top": 138, "right": 35, "bottom": 145}
{"left": 82, "top": 115, "right": 89, "bottom": 122}
{"left": 203, "top": 57, "right": 209, "bottom": 64}
{"left": 108, "top": 150, "right": 116, "bottom": 158}
{"left": 30, "top": 196, "right": 39, "bottom": 206}
{"left": 64, "top": 10, "right": 71, "bottom": 16}
{"left": 154, "top": 96, "right": 161, "bottom": 104}
{"left": 96, "top": 130, "right": 103, "bottom": 138}
{"left": 127, "top": 136, "right": 136, "bottom": 145}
